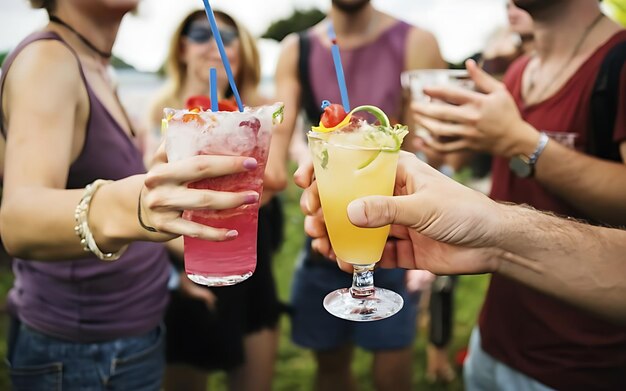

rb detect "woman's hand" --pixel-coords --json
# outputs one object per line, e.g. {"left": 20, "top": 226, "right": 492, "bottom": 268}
{"left": 140, "top": 144, "right": 260, "bottom": 241}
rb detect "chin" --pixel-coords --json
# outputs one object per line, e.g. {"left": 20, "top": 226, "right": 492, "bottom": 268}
{"left": 102, "top": 0, "right": 140, "bottom": 14}
{"left": 513, "top": 0, "right": 560, "bottom": 15}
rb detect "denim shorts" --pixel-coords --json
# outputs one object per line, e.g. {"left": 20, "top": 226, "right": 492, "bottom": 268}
{"left": 290, "top": 247, "right": 419, "bottom": 351}
{"left": 6, "top": 317, "right": 165, "bottom": 391}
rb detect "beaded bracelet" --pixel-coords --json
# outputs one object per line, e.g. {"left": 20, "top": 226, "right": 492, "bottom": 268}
{"left": 74, "top": 179, "right": 128, "bottom": 261}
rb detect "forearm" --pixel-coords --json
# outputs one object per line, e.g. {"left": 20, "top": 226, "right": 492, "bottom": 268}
{"left": 494, "top": 204, "right": 626, "bottom": 324}
{"left": 0, "top": 175, "right": 157, "bottom": 260}
{"left": 534, "top": 140, "right": 626, "bottom": 225}
{"left": 265, "top": 124, "right": 295, "bottom": 192}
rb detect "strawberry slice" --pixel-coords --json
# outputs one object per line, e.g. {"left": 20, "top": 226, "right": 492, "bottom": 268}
{"left": 185, "top": 95, "right": 212, "bottom": 111}
{"left": 218, "top": 99, "right": 238, "bottom": 112}
{"left": 185, "top": 95, "right": 238, "bottom": 112}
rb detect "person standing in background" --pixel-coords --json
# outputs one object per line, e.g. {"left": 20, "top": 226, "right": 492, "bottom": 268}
{"left": 412, "top": 0, "right": 626, "bottom": 388}
{"left": 0, "top": 0, "right": 260, "bottom": 389}
{"left": 265, "top": 0, "right": 447, "bottom": 389}
{"left": 146, "top": 9, "right": 283, "bottom": 391}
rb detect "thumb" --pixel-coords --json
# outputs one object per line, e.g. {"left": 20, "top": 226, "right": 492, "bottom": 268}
{"left": 466, "top": 59, "right": 501, "bottom": 94}
{"left": 348, "top": 195, "right": 419, "bottom": 228}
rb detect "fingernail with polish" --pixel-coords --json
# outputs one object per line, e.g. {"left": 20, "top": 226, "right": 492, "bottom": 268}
{"left": 243, "top": 158, "right": 258, "bottom": 170}
{"left": 244, "top": 193, "right": 259, "bottom": 204}
{"left": 225, "top": 230, "right": 239, "bottom": 239}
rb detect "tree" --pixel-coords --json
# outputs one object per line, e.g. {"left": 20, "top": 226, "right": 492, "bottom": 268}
{"left": 262, "top": 9, "right": 325, "bottom": 42}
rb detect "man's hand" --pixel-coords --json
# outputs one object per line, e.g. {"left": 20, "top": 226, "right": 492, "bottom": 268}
{"left": 298, "top": 152, "right": 503, "bottom": 275}
{"left": 412, "top": 60, "right": 539, "bottom": 158}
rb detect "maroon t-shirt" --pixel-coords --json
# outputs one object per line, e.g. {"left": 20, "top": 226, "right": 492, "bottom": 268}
{"left": 481, "top": 31, "right": 626, "bottom": 389}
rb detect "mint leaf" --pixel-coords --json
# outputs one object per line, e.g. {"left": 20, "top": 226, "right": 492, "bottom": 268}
{"left": 321, "top": 149, "right": 329, "bottom": 169}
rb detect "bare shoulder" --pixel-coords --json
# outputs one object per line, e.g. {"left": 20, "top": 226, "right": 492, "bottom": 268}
{"left": 404, "top": 25, "right": 446, "bottom": 69}
{"left": 276, "top": 33, "right": 301, "bottom": 77}
{"left": 4, "top": 39, "right": 82, "bottom": 114}
{"left": 280, "top": 32, "right": 300, "bottom": 54}
{"left": 406, "top": 25, "right": 440, "bottom": 52}
{"left": 5, "top": 39, "right": 81, "bottom": 93}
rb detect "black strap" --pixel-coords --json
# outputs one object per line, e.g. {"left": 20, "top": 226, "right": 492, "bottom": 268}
{"left": 298, "top": 31, "right": 323, "bottom": 124}
{"left": 589, "top": 40, "right": 626, "bottom": 161}
{"left": 49, "top": 15, "right": 113, "bottom": 59}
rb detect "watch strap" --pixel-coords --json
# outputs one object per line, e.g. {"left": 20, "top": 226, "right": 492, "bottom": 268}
{"left": 528, "top": 132, "right": 550, "bottom": 165}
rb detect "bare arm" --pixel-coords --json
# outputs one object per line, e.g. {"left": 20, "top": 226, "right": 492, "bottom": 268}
{"left": 494, "top": 204, "right": 626, "bottom": 324}
{"left": 533, "top": 139, "right": 626, "bottom": 225}
{"left": 414, "top": 60, "right": 626, "bottom": 225}
{"left": 263, "top": 33, "right": 302, "bottom": 193}
{"left": 299, "top": 152, "right": 626, "bottom": 324}
{"left": 0, "top": 41, "right": 257, "bottom": 260}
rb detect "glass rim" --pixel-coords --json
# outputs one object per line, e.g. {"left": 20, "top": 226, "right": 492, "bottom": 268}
{"left": 401, "top": 69, "right": 470, "bottom": 77}
{"left": 401, "top": 69, "right": 471, "bottom": 89}
{"left": 307, "top": 132, "right": 400, "bottom": 152}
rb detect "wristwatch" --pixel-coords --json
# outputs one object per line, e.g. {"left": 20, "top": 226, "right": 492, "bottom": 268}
{"left": 509, "top": 132, "right": 549, "bottom": 178}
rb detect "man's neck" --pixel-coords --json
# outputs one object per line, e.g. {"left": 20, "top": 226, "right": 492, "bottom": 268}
{"left": 53, "top": 4, "right": 123, "bottom": 64}
{"left": 531, "top": 0, "right": 603, "bottom": 60}
{"left": 329, "top": 4, "right": 375, "bottom": 37}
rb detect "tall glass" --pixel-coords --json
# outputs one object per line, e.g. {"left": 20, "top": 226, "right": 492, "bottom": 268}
{"left": 308, "top": 132, "right": 403, "bottom": 321}
{"left": 165, "top": 103, "right": 283, "bottom": 286}
{"left": 401, "top": 69, "right": 475, "bottom": 143}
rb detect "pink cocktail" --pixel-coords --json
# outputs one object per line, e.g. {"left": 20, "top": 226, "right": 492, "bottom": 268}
{"left": 165, "top": 103, "right": 283, "bottom": 286}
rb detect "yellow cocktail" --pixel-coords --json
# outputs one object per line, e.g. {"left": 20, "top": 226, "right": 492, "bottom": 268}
{"left": 308, "top": 134, "right": 398, "bottom": 264}
{"left": 308, "top": 105, "right": 407, "bottom": 321}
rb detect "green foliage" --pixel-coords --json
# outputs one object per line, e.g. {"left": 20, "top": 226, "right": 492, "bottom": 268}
{"left": 0, "top": 51, "right": 8, "bottom": 67}
{"left": 110, "top": 55, "right": 135, "bottom": 70}
{"left": 262, "top": 9, "right": 326, "bottom": 42}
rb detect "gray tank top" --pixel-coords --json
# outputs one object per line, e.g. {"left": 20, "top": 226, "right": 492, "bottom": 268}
{"left": 0, "top": 31, "right": 170, "bottom": 342}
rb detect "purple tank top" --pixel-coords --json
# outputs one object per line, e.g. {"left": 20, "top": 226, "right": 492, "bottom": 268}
{"left": 0, "top": 31, "right": 170, "bottom": 342}
{"left": 308, "top": 21, "right": 411, "bottom": 122}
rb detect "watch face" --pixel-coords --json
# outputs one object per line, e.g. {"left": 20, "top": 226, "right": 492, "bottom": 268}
{"left": 509, "top": 156, "right": 532, "bottom": 178}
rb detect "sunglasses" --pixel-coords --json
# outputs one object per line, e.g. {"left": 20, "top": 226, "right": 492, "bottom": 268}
{"left": 184, "top": 24, "right": 239, "bottom": 46}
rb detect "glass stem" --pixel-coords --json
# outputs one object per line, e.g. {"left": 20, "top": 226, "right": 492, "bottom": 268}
{"left": 350, "top": 263, "right": 376, "bottom": 298}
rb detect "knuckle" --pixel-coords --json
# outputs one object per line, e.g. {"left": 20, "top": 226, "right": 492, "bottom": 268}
{"left": 144, "top": 192, "right": 162, "bottom": 209}
{"left": 200, "top": 191, "right": 216, "bottom": 209}
{"left": 144, "top": 167, "right": 166, "bottom": 188}
{"left": 192, "top": 156, "right": 213, "bottom": 174}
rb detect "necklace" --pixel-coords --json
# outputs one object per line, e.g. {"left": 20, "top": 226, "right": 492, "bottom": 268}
{"left": 526, "top": 12, "right": 604, "bottom": 104}
{"left": 49, "top": 15, "right": 113, "bottom": 59}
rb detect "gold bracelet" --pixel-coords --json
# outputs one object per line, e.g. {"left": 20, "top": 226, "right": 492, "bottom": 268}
{"left": 74, "top": 179, "right": 128, "bottom": 261}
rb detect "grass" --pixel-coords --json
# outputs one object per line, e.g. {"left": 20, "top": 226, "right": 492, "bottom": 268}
{"left": 0, "top": 176, "right": 489, "bottom": 390}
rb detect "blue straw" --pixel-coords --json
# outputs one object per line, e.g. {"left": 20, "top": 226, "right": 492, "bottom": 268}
{"left": 327, "top": 24, "right": 351, "bottom": 111}
{"left": 210, "top": 67, "right": 218, "bottom": 111}
{"left": 201, "top": 0, "right": 244, "bottom": 112}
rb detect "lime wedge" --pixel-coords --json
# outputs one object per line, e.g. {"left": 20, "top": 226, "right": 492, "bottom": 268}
{"left": 161, "top": 118, "right": 168, "bottom": 135}
{"left": 349, "top": 105, "right": 390, "bottom": 127}
{"left": 357, "top": 150, "right": 381, "bottom": 170}
{"left": 272, "top": 105, "right": 285, "bottom": 125}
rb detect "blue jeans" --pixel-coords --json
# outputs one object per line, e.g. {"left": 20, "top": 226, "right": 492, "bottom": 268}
{"left": 6, "top": 317, "right": 164, "bottom": 391}
{"left": 464, "top": 327, "right": 555, "bottom": 391}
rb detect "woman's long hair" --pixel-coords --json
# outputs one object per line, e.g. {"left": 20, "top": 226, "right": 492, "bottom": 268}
{"left": 154, "top": 9, "right": 261, "bottom": 112}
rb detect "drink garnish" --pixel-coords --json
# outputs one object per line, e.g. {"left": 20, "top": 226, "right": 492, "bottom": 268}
{"left": 185, "top": 95, "right": 238, "bottom": 112}
{"left": 311, "top": 104, "right": 407, "bottom": 169}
